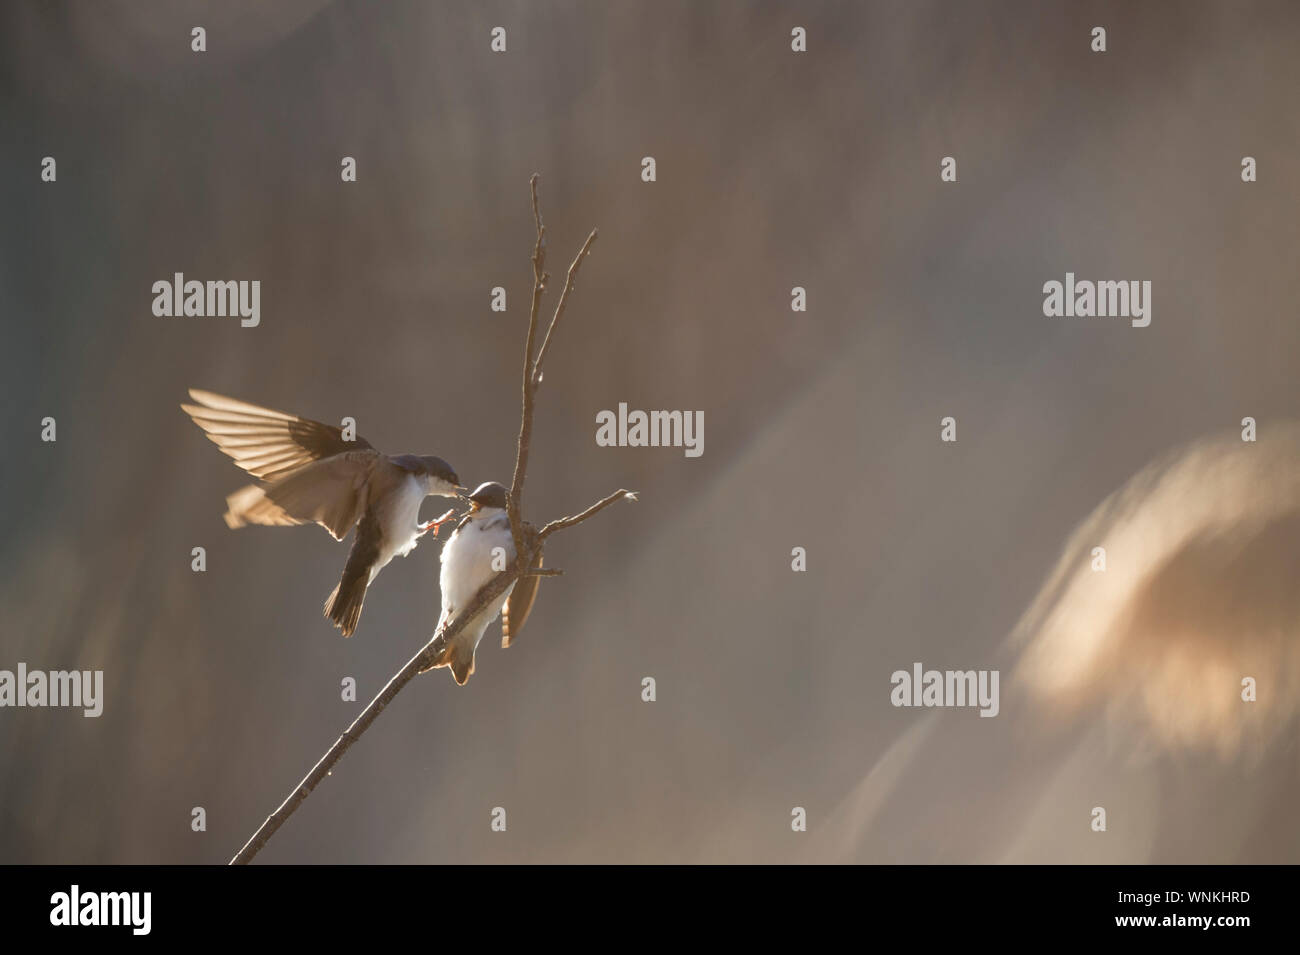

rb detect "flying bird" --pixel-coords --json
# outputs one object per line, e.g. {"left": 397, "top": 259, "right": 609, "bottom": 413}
{"left": 181, "top": 389, "right": 464, "bottom": 636}
{"left": 422, "top": 481, "right": 543, "bottom": 685}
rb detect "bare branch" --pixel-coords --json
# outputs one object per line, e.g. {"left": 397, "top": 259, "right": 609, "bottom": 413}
{"left": 229, "top": 566, "right": 521, "bottom": 865}
{"left": 532, "top": 228, "right": 598, "bottom": 383}
{"left": 508, "top": 174, "right": 549, "bottom": 557}
{"left": 539, "top": 489, "right": 638, "bottom": 541}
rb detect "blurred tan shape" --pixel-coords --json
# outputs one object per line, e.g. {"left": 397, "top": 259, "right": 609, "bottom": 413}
{"left": 1012, "top": 424, "right": 1300, "bottom": 757}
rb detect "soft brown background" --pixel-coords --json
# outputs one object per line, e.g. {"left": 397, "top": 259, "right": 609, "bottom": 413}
{"left": 1, "top": 0, "right": 1298, "bottom": 863}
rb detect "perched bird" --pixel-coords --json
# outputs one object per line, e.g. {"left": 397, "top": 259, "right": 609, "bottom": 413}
{"left": 181, "top": 389, "right": 464, "bottom": 636}
{"left": 422, "top": 481, "right": 543, "bottom": 685}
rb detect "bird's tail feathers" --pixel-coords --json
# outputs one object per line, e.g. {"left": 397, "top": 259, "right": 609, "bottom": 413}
{"left": 419, "top": 630, "right": 476, "bottom": 685}
{"left": 323, "top": 573, "right": 367, "bottom": 638}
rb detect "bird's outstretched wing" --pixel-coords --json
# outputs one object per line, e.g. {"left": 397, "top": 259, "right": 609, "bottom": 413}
{"left": 223, "top": 451, "right": 379, "bottom": 540}
{"left": 181, "top": 389, "right": 375, "bottom": 483}
{"left": 502, "top": 548, "right": 543, "bottom": 648}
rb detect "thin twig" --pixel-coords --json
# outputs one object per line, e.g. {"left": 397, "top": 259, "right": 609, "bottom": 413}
{"left": 228, "top": 175, "right": 634, "bottom": 865}
{"left": 540, "top": 490, "right": 638, "bottom": 540}
{"left": 532, "top": 228, "right": 598, "bottom": 384}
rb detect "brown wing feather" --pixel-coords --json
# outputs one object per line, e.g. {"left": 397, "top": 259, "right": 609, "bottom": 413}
{"left": 182, "top": 389, "right": 375, "bottom": 483}
{"left": 222, "top": 484, "right": 301, "bottom": 529}
{"left": 502, "top": 549, "right": 543, "bottom": 648}
{"left": 224, "top": 451, "right": 378, "bottom": 540}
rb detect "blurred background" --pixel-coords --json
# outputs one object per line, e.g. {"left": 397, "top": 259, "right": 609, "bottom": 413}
{"left": 1, "top": 0, "right": 1298, "bottom": 863}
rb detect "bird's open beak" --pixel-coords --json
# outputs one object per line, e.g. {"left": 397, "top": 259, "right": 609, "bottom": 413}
{"left": 455, "top": 487, "right": 470, "bottom": 501}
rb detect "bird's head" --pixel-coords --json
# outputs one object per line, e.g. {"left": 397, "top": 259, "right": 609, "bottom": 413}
{"left": 466, "top": 481, "right": 509, "bottom": 513}
{"left": 416, "top": 455, "right": 463, "bottom": 498}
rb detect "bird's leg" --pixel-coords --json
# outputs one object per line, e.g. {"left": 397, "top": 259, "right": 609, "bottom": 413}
{"left": 418, "top": 508, "right": 458, "bottom": 538}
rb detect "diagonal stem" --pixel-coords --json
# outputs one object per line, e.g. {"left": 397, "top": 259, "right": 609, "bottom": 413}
{"left": 229, "top": 567, "right": 521, "bottom": 864}
{"left": 539, "top": 489, "right": 638, "bottom": 540}
{"left": 532, "top": 227, "right": 598, "bottom": 384}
